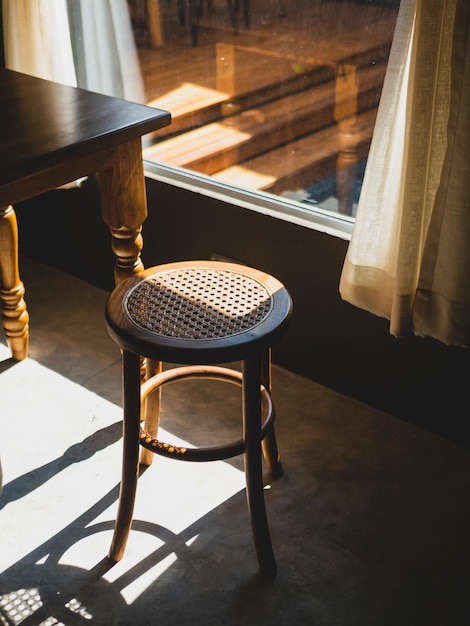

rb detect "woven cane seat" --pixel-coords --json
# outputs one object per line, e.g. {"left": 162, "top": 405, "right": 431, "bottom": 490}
{"left": 106, "top": 260, "right": 292, "bottom": 364}
{"left": 125, "top": 266, "right": 273, "bottom": 339}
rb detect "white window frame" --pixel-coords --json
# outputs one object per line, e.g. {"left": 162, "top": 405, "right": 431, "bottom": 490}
{"left": 144, "top": 160, "right": 355, "bottom": 241}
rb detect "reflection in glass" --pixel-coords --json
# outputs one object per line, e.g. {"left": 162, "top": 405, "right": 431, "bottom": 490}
{"left": 2, "top": 0, "right": 400, "bottom": 222}
{"left": 128, "top": 0, "right": 400, "bottom": 218}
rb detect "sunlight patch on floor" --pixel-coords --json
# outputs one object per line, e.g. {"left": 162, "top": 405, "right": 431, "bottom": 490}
{"left": 0, "top": 344, "right": 246, "bottom": 605}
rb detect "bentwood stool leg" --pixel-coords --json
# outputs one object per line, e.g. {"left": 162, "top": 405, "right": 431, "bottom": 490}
{"left": 243, "top": 354, "right": 277, "bottom": 578}
{"left": 109, "top": 350, "right": 142, "bottom": 562}
{"left": 261, "top": 348, "right": 284, "bottom": 478}
{"left": 140, "top": 359, "right": 163, "bottom": 467}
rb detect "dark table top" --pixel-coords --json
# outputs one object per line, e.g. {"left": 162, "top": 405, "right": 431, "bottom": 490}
{"left": 0, "top": 67, "right": 171, "bottom": 203}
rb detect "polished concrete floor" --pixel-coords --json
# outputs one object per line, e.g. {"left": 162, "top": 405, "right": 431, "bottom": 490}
{"left": 0, "top": 257, "right": 469, "bottom": 626}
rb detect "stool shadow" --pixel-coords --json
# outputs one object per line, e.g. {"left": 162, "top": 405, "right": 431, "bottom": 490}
{"left": 0, "top": 421, "right": 122, "bottom": 509}
{"left": 0, "top": 481, "right": 273, "bottom": 625}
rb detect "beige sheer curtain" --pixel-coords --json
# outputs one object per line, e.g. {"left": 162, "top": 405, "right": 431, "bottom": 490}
{"left": 3, "top": 0, "right": 77, "bottom": 85}
{"left": 67, "top": 0, "right": 144, "bottom": 102}
{"left": 340, "top": 0, "right": 470, "bottom": 348}
{"left": 2, "top": 0, "right": 143, "bottom": 102}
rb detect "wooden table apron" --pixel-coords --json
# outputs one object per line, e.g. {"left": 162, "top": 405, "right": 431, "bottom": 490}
{"left": 0, "top": 68, "right": 171, "bottom": 361}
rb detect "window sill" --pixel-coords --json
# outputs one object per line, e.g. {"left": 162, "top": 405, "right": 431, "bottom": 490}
{"left": 144, "top": 161, "right": 353, "bottom": 241}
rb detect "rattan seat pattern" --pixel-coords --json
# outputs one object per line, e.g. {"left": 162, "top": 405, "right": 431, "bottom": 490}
{"left": 124, "top": 267, "right": 273, "bottom": 340}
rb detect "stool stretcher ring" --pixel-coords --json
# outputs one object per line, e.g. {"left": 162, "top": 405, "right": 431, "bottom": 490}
{"left": 139, "top": 365, "right": 274, "bottom": 461}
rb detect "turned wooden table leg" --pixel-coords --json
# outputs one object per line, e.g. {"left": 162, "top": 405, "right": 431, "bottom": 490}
{"left": 99, "top": 138, "right": 148, "bottom": 285}
{"left": 0, "top": 205, "right": 29, "bottom": 361}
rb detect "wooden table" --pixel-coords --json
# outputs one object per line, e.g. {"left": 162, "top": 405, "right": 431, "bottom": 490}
{"left": 0, "top": 68, "right": 171, "bottom": 361}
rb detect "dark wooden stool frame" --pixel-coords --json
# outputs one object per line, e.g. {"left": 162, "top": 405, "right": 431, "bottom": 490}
{"left": 105, "top": 260, "right": 292, "bottom": 577}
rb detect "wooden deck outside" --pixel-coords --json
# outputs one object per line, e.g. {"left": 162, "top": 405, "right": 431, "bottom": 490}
{"left": 129, "top": 0, "right": 398, "bottom": 214}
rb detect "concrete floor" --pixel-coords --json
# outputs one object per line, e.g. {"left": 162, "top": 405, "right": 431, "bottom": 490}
{"left": 0, "top": 257, "right": 469, "bottom": 626}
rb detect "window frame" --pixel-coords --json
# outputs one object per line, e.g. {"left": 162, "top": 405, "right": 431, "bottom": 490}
{"left": 144, "top": 160, "right": 355, "bottom": 241}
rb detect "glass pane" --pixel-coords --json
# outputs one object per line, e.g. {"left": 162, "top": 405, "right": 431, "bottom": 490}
{"left": 78, "top": 0, "right": 399, "bottom": 222}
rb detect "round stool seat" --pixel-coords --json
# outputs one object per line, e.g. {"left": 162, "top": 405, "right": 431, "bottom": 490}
{"left": 105, "top": 260, "right": 292, "bottom": 577}
{"left": 105, "top": 260, "right": 292, "bottom": 364}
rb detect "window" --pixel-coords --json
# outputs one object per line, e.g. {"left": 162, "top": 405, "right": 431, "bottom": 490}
{"left": 127, "top": 0, "right": 400, "bottom": 234}
{"left": 4, "top": 0, "right": 400, "bottom": 236}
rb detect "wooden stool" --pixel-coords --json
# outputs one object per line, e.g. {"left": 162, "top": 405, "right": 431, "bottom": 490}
{"left": 105, "top": 260, "right": 292, "bottom": 576}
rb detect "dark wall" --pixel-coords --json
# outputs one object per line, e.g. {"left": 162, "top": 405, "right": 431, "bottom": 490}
{"left": 14, "top": 176, "right": 470, "bottom": 447}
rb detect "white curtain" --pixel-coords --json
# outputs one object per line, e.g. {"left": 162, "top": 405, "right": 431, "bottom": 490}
{"left": 340, "top": 0, "right": 470, "bottom": 348}
{"left": 68, "top": 0, "right": 144, "bottom": 102}
{"left": 3, "top": 0, "right": 77, "bottom": 85}
{"left": 2, "top": 0, "right": 144, "bottom": 102}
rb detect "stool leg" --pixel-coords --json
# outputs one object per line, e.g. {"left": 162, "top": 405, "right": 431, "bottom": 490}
{"left": 243, "top": 355, "right": 277, "bottom": 577}
{"left": 261, "top": 349, "right": 283, "bottom": 478}
{"left": 108, "top": 350, "right": 141, "bottom": 562}
{"left": 140, "top": 359, "right": 163, "bottom": 466}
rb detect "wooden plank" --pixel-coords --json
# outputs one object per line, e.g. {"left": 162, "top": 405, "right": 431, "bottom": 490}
{"left": 212, "top": 109, "right": 377, "bottom": 194}
{"left": 143, "top": 64, "right": 385, "bottom": 173}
